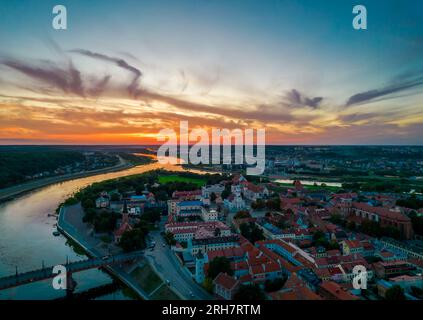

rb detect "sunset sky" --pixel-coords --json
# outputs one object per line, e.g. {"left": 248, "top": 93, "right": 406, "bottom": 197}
{"left": 0, "top": 0, "right": 422, "bottom": 145}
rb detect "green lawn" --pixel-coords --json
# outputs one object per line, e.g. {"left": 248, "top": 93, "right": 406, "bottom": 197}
{"left": 158, "top": 175, "right": 207, "bottom": 187}
{"left": 150, "top": 284, "right": 181, "bottom": 300}
{"left": 130, "top": 263, "right": 162, "bottom": 294}
{"left": 130, "top": 261, "right": 180, "bottom": 300}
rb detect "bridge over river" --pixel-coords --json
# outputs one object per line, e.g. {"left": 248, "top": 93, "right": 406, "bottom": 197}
{"left": 0, "top": 251, "right": 143, "bottom": 291}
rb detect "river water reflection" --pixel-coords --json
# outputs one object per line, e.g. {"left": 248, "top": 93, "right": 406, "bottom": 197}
{"left": 0, "top": 158, "right": 203, "bottom": 299}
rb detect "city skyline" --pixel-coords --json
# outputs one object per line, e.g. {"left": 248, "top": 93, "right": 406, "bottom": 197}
{"left": 0, "top": 0, "right": 422, "bottom": 145}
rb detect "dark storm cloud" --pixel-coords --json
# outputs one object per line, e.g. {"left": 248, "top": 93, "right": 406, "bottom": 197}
{"left": 69, "top": 49, "right": 142, "bottom": 96}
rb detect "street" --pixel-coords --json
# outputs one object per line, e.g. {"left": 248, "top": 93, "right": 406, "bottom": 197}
{"left": 144, "top": 217, "right": 213, "bottom": 300}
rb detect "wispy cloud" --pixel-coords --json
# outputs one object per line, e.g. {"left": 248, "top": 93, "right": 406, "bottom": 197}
{"left": 1, "top": 58, "right": 85, "bottom": 97}
{"left": 1, "top": 45, "right": 422, "bottom": 145}
{"left": 285, "top": 89, "right": 323, "bottom": 109}
{"left": 69, "top": 49, "right": 142, "bottom": 96}
{"left": 346, "top": 71, "right": 423, "bottom": 106}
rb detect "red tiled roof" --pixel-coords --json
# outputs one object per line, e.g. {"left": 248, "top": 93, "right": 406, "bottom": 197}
{"left": 315, "top": 268, "right": 331, "bottom": 279}
{"left": 231, "top": 261, "right": 249, "bottom": 271}
{"left": 238, "top": 273, "right": 253, "bottom": 284}
{"left": 171, "top": 228, "right": 197, "bottom": 234}
{"left": 114, "top": 222, "right": 133, "bottom": 237}
{"left": 280, "top": 272, "right": 322, "bottom": 299}
{"left": 232, "top": 174, "right": 247, "bottom": 184}
{"left": 270, "top": 287, "right": 322, "bottom": 300}
{"left": 207, "top": 247, "right": 245, "bottom": 261}
{"left": 246, "top": 182, "right": 265, "bottom": 193}
{"left": 331, "top": 193, "right": 357, "bottom": 199}
{"left": 166, "top": 221, "right": 230, "bottom": 231}
{"left": 352, "top": 202, "right": 410, "bottom": 222}
{"left": 315, "top": 258, "right": 329, "bottom": 268}
{"left": 213, "top": 273, "right": 239, "bottom": 291}
{"left": 326, "top": 249, "right": 341, "bottom": 257}
{"left": 408, "top": 258, "right": 423, "bottom": 269}
{"left": 319, "top": 281, "right": 359, "bottom": 300}
{"left": 257, "top": 239, "right": 297, "bottom": 254}
{"left": 327, "top": 256, "right": 340, "bottom": 265}
{"left": 343, "top": 239, "right": 362, "bottom": 249}
{"left": 379, "top": 250, "right": 394, "bottom": 258}
{"left": 172, "top": 190, "right": 202, "bottom": 199}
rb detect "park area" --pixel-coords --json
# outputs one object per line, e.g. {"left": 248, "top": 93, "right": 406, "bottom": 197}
{"left": 158, "top": 175, "right": 207, "bottom": 187}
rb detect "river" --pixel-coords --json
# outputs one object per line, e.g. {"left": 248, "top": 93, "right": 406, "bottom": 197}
{"left": 0, "top": 158, "right": 202, "bottom": 300}
{"left": 274, "top": 179, "right": 342, "bottom": 188}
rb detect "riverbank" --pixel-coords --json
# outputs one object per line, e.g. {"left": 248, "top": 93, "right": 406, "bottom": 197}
{"left": 57, "top": 204, "right": 150, "bottom": 300}
{"left": 0, "top": 155, "right": 209, "bottom": 299}
{"left": 0, "top": 157, "right": 135, "bottom": 203}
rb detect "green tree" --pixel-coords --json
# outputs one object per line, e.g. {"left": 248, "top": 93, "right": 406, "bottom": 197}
{"left": 240, "top": 222, "right": 265, "bottom": 244}
{"left": 409, "top": 212, "right": 423, "bottom": 236}
{"left": 207, "top": 257, "right": 233, "bottom": 280}
{"left": 330, "top": 214, "right": 343, "bottom": 224}
{"left": 264, "top": 276, "right": 287, "bottom": 292}
{"left": 82, "top": 198, "right": 95, "bottom": 209}
{"left": 0, "top": 149, "right": 86, "bottom": 189}
{"left": 266, "top": 197, "right": 281, "bottom": 210}
{"left": 210, "top": 192, "right": 217, "bottom": 202}
{"left": 347, "top": 221, "right": 356, "bottom": 230}
{"left": 410, "top": 286, "right": 423, "bottom": 299}
{"left": 385, "top": 285, "right": 406, "bottom": 300}
{"left": 221, "top": 185, "right": 231, "bottom": 200}
{"left": 63, "top": 197, "right": 78, "bottom": 206}
{"left": 118, "top": 229, "right": 147, "bottom": 252}
{"left": 234, "top": 210, "right": 251, "bottom": 219}
{"left": 233, "top": 284, "right": 266, "bottom": 300}
{"left": 83, "top": 208, "right": 97, "bottom": 223}
{"left": 110, "top": 193, "right": 120, "bottom": 201}
{"left": 93, "top": 212, "right": 117, "bottom": 233}
{"left": 164, "top": 231, "right": 176, "bottom": 245}
{"left": 396, "top": 197, "right": 423, "bottom": 210}
{"left": 365, "top": 256, "right": 382, "bottom": 264}
{"left": 251, "top": 199, "right": 266, "bottom": 210}
{"left": 214, "top": 228, "right": 222, "bottom": 237}
{"left": 203, "top": 277, "right": 214, "bottom": 293}
{"left": 140, "top": 208, "right": 161, "bottom": 223}
{"left": 313, "top": 230, "right": 326, "bottom": 241}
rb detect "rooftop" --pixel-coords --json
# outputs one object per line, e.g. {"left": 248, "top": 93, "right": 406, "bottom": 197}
{"left": 213, "top": 273, "right": 239, "bottom": 291}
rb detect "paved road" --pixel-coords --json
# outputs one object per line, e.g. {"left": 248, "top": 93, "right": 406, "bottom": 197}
{"left": 61, "top": 205, "right": 212, "bottom": 300}
{"left": 144, "top": 218, "right": 213, "bottom": 300}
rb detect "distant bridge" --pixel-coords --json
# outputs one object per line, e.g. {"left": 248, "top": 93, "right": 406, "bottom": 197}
{"left": 0, "top": 251, "right": 143, "bottom": 291}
